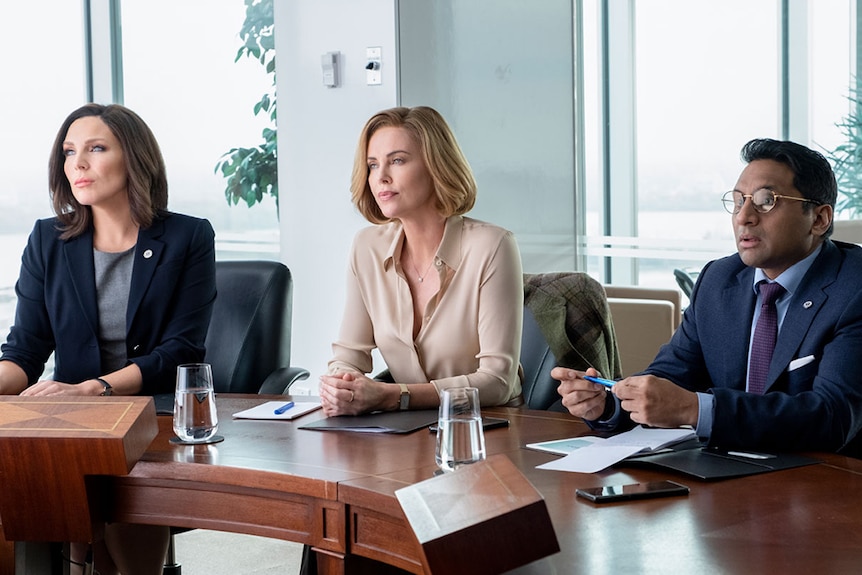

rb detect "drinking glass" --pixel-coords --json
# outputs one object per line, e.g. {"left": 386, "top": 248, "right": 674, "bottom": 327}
{"left": 172, "top": 363, "right": 220, "bottom": 444}
{"left": 435, "top": 387, "right": 486, "bottom": 472}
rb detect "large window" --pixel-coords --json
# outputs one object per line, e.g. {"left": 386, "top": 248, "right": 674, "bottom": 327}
{"left": 582, "top": 0, "right": 857, "bottom": 296}
{"left": 633, "top": 0, "right": 778, "bottom": 287}
{"left": 0, "top": 2, "right": 85, "bottom": 341}
{"left": 122, "top": 0, "right": 279, "bottom": 260}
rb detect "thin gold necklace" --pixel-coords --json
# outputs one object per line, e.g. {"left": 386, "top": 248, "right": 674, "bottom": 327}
{"left": 410, "top": 254, "right": 436, "bottom": 283}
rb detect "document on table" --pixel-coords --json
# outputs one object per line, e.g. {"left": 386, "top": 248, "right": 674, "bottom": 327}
{"left": 232, "top": 400, "right": 322, "bottom": 420}
{"left": 535, "top": 426, "right": 697, "bottom": 473}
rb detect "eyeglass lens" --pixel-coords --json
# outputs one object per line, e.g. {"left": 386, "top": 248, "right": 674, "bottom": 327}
{"left": 723, "top": 189, "right": 777, "bottom": 214}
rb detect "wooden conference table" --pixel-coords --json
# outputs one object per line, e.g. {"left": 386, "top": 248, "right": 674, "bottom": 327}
{"left": 3, "top": 395, "right": 862, "bottom": 574}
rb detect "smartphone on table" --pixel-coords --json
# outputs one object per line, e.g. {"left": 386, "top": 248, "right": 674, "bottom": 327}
{"left": 576, "top": 480, "right": 689, "bottom": 503}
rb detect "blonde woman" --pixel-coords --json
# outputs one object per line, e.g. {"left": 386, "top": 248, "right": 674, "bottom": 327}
{"left": 319, "top": 106, "right": 523, "bottom": 416}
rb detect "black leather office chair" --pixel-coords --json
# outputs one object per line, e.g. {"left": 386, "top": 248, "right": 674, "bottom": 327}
{"left": 520, "top": 305, "right": 566, "bottom": 411}
{"left": 673, "top": 268, "right": 696, "bottom": 300}
{"left": 205, "top": 260, "right": 309, "bottom": 394}
{"left": 519, "top": 272, "right": 622, "bottom": 411}
{"left": 164, "top": 260, "right": 309, "bottom": 574}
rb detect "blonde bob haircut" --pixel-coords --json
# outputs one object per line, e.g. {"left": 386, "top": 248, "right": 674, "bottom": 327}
{"left": 350, "top": 106, "right": 477, "bottom": 224}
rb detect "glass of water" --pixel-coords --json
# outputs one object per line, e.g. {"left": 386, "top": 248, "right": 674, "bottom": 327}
{"left": 435, "top": 387, "right": 486, "bottom": 472}
{"left": 172, "top": 363, "right": 219, "bottom": 444}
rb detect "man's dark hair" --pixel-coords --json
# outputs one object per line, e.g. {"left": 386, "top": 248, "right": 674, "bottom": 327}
{"left": 741, "top": 138, "right": 836, "bottom": 208}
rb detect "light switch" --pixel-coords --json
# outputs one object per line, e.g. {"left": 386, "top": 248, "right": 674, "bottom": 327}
{"left": 366, "top": 46, "right": 382, "bottom": 85}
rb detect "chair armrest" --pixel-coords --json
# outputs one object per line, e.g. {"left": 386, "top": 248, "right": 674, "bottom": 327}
{"left": 373, "top": 369, "right": 394, "bottom": 383}
{"left": 258, "top": 367, "right": 312, "bottom": 395}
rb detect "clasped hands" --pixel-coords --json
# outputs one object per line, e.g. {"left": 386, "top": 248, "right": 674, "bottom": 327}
{"left": 550, "top": 366, "right": 698, "bottom": 428}
{"left": 319, "top": 371, "right": 392, "bottom": 416}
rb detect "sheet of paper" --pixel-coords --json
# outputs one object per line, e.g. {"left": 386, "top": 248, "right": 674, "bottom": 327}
{"left": 232, "top": 400, "right": 321, "bottom": 420}
{"left": 537, "top": 445, "right": 645, "bottom": 473}
{"left": 526, "top": 436, "right": 603, "bottom": 455}
{"left": 534, "top": 426, "right": 696, "bottom": 473}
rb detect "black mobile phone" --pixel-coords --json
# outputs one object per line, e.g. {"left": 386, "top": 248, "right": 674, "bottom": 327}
{"left": 428, "top": 416, "right": 509, "bottom": 433}
{"left": 575, "top": 480, "right": 689, "bottom": 503}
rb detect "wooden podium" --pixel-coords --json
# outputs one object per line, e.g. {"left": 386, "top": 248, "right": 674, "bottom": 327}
{"left": 0, "top": 396, "right": 158, "bottom": 543}
{"left": 395, "top": 454, "right": 560, "bottom": 575}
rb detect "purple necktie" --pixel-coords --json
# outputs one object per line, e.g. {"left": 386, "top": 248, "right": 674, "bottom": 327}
{"left": 748, "top": 281, "right": 785, "bottom": 394}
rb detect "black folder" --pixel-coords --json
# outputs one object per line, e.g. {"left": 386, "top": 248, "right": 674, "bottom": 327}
{"left": 154, "top": 393, "right": 175, "bottom": 415}
{"left": 298, "top": 409, "right": 439, "bottom": 434}
{"left": 621, "top": 445, "right": 820, "bottom": 480}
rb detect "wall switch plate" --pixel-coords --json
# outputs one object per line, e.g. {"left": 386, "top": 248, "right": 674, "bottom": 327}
{"left": 366, "top": 46, "right": 382, "bottom": 85}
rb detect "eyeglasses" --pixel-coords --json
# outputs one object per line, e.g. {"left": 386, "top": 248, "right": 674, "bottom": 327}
{"left": 721, "top": 189, "right": 822, "bottom": 214}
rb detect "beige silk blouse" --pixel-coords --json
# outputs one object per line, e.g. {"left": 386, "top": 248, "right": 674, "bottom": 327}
{"left": 328, "top": 215, "right": 523, "bottom": 405}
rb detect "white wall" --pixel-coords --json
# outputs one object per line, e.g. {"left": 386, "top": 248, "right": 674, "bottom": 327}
{"left": 276, "top": 0, "right": 398, "bottom": 376}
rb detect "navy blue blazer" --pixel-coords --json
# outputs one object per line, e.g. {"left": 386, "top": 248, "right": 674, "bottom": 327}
{"left": 646, "top": 239, "right": 862, "bottom": 455}
{"left": 0, "top": 212, "right": 216, "bottom": 395}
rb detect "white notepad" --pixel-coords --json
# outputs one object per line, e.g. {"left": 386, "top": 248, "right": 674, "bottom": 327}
{"left": 232, "top": 400, "right": 322, "bottom": 420}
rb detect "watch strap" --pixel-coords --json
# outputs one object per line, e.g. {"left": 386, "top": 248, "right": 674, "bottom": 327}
{"left": 97, "top": 378, "right": 113, "bottom": 396}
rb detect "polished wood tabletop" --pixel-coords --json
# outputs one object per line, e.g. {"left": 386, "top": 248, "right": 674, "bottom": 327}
{"left": 4, "top": 395, "right": 862, "bottom": 574}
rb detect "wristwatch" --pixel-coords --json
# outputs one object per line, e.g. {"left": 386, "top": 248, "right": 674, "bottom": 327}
{"left": 97, "top": 378, "right": 113, "bottom": 396}
{"left": 398, "top": 383, "right": 410, "bottom": 410}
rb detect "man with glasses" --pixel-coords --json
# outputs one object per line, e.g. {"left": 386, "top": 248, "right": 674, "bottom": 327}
{"left": 553, "top": 138, "right": 862, "bottom": 456}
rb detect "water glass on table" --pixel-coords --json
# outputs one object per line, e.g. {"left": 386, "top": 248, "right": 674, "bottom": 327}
{"left": 435, "top": 387, "right": 486, "bottom": 472}
{"left": 172, "top": 363, "right": 222, "bottom": 444}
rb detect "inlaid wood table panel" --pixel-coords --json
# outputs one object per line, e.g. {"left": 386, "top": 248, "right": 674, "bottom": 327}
{"left": 0, "top": 396, "right": 157, "bottom": 543}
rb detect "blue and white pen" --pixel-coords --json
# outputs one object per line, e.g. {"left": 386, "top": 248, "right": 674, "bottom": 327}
{"left": 583, "top": 375, "right": 617, "bottom": 388}
{"left": 274, "top": 401, "right": 295, "bottom": 414}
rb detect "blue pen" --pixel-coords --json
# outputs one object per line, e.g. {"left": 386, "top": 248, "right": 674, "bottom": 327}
{"left": 274, "top": 401, "right": 295, "bottom": 414}
{"left": 584, "top": 375, "right": 617, "bottom": 388}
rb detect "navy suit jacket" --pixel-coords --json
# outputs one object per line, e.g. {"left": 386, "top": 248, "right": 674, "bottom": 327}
{"left": 1, "top": 212, "right": 216, "bottom": 395}
{"left": 644, "top": 239, "right": 862, "bottom": 455}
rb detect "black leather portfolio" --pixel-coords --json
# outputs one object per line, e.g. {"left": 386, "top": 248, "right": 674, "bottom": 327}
{"left": 298, "top": 409, "right": 439, "bottom": 434}
{"left": 621, "top": 444, "right": 820, "bottom": 480}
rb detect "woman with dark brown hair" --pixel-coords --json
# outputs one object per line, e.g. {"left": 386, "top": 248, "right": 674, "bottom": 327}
{"left": 0, "top": 103, "right": 216, "bottom": 574}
